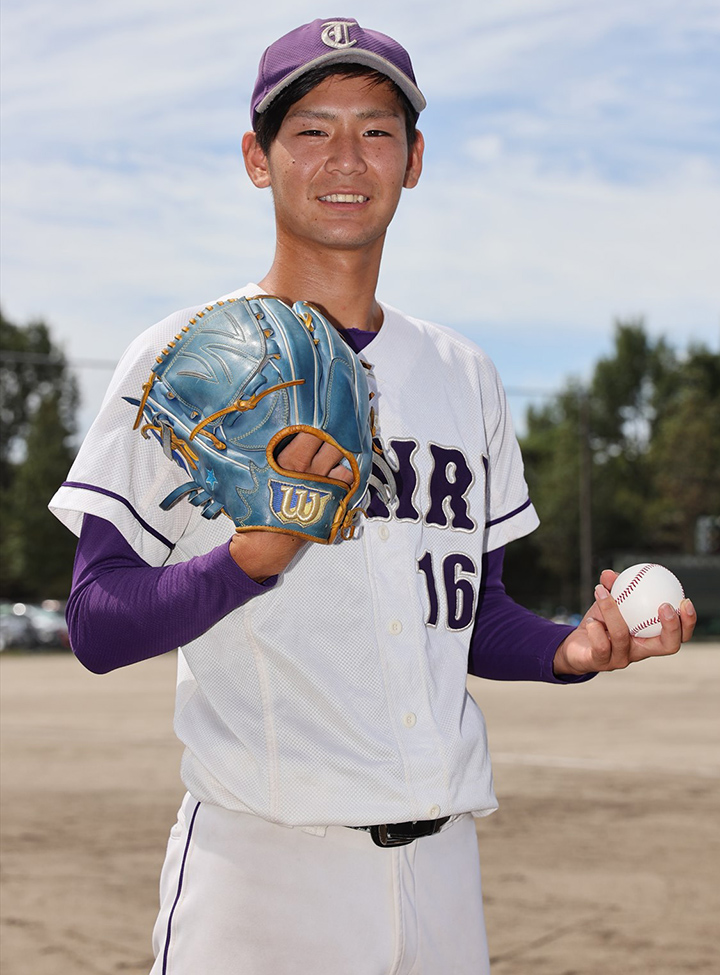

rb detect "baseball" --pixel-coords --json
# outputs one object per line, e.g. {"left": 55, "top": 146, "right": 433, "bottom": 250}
{"left": 610, "top": 563, "right": 685, "bottom": 637}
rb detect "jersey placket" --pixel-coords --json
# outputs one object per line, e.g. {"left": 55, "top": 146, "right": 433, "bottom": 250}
{"left": 361, "top": 517, "right": 453, "bottom": 823}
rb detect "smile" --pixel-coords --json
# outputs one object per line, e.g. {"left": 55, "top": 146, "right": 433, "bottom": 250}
{"left": 318, "top": 194, "right": 369, "bottom": 203}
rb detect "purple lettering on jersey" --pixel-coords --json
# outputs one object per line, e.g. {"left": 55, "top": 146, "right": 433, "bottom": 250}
{"left": 425, "top": 445, "right": 475, "bottom": 532}
{"left": 367, "top": 438, "right": 421, "bottom": 520}
{"left": 62, "top": 480, "right": 175, "bottom": 550}
{"left": 390, "top": 439, "right": 421, "bottom": 521}
{"left": 417, "top": 551, "right": 439, "bottom": 626}
{"left": 365, "top": 489, "right": 390, "bottom": 520}
{"left": 443, "top": 553, "right": 477, "bottom": 629}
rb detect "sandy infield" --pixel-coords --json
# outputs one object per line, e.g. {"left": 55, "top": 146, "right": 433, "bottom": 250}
{"left": 2, "top": 645, "right": 719, "bottom": 974}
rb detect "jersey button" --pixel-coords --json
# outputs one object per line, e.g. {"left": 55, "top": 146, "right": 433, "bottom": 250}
{"left": 403, "top": 712, "right": 417, "bottom": 728}
{"left": 428, "top": 805, "right": 441, "bottom": 819}
{"left": 388, "top": 620, "right": 403, "bottom": 635}
{"left": 378, "top": 525, "right": 390, "bottom": 540}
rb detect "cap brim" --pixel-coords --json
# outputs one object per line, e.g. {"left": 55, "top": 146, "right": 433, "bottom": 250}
{"left": 254, "top": 49, "right": 427, "bottom": 117}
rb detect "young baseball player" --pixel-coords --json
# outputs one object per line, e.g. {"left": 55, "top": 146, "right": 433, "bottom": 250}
{"left": 50, "top": 18, "right": 696, "bottom": 974}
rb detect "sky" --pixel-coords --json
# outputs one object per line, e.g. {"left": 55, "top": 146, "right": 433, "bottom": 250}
{"left": 2, "top": 0, "right": 719, "bottom": 436}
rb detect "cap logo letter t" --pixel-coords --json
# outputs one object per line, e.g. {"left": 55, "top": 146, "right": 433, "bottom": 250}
{"left": 320, "top": 21, "right": 358, "bottom": 50}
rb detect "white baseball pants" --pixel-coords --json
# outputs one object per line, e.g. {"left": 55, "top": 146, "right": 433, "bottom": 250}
{"left": 150, "top": 792, "right": 490, "bottom": 974}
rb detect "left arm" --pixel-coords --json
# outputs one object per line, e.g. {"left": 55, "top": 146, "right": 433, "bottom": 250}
{"left": 469, "top": 548, "right": 593, "bottom": 682}
{"left": 469, "top": 557, "right": 696, "bottom": 681}
{"left": 552, "top": 569, "right": 696, "bottom": 676}
{"left": 465, "top": 358, "right": 695, "bottom": 680}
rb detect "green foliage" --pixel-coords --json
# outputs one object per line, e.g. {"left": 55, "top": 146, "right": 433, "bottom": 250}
{"left": 0, "top": 310, "right": 79, "bottom": 599}
{"left": 646, "top": 346, "right": 720, "bottom": 552}
{"left": 509, "top": 386, "right": 583, "bottom": 610}
{"left": 507, "top": 320, "right": 720, "bottom": 615}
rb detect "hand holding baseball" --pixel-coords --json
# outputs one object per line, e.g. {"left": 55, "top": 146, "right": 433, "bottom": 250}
{"left": 553, "top": 566, "right": 696, "bottom": 676}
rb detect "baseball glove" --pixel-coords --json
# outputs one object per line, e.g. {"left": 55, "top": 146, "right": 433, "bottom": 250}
{"left": 124, "top": 295, "right": 393, "bottom": 543}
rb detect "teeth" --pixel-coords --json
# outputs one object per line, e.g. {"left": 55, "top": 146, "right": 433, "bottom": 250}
{"left": 320, "top": 194, "right": 368, "bottom": 203}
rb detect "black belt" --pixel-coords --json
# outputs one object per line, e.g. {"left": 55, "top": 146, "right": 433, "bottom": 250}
{"left": 351, "top": 817, "right": 450, "bottom": 848}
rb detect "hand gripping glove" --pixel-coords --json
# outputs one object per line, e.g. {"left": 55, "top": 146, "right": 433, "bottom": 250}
{"left": 125, "top": 296, "right": 392, "bottom": 543}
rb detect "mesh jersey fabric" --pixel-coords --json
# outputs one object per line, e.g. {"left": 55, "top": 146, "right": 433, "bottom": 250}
{"left": 50, "top": 284, "right": 539, "bottom": 828}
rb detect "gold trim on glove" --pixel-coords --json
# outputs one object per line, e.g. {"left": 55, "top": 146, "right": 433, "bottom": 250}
{"left": 188, "top": 380, "right": 306, "bottom": 446}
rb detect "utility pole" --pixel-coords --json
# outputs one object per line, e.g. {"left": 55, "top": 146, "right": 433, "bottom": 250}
{"left": 578, "top": 391, "right": 594, "bottom": 608}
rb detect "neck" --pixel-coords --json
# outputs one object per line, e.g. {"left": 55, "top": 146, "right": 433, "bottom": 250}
{"left": 257, "top": 237, "right": 385, "bottom": 332}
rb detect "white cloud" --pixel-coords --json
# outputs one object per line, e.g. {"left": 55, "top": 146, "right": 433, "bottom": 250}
{"left": 2, "top": 0, "right": 718, "bottom": 438}
{"left": 379, "top": 152, "right": 720, "bottom": 334}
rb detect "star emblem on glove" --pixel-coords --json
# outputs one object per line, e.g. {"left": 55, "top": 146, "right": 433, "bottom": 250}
{"left": 206, "top": 468, "right": 218, "bottom": 491}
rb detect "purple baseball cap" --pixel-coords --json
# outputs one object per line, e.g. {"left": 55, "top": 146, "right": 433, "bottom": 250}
{"left": 251, "top": 18, "right": 426, "bottom": 126}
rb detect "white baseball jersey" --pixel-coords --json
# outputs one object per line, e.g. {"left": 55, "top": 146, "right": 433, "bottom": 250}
{"left": 50, "top": 283, "right": 539, "bottom": 829}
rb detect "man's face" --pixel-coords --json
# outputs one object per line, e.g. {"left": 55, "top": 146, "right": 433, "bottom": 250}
{"left": 244, "top": 74, "right": 424, "bottom": 254}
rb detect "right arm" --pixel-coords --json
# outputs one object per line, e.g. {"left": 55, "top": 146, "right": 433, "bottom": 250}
{"left": 67, "top": 432, "right": 350, "bottom": 673}
{"left": 67, "top": 514, "right": 278, "bottom": 674}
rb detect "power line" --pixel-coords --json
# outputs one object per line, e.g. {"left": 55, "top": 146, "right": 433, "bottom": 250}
{"left": 504, "top": 386, "right": 557, "bottom": 399}
{"left": 0, "top": 350, "right": 117, "bottom": 370}
{"left": 0, "top": 351, "right": 561, "bottom": 398}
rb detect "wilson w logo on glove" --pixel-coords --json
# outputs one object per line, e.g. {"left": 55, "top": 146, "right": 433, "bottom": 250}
{"left": 268, "top": 480, "right": 333, "bottom": 528}
{"left": 125, "top": 295, "right": 393, "bottom": 544}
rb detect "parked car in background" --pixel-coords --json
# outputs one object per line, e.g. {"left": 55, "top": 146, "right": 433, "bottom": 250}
{"left": 0, "top": 601, "right": 69, "bottom": 650}
{"left": 0, "top": 603, "right": 36, "bottom": 650}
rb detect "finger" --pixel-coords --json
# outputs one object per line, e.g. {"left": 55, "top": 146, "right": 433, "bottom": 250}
{"left": 582, "top": 602, "right": 604, "bottom": 626}
{"left": 656, "top": 601, "right": 683, "bottom": 651}
{"left": 594, "top": 584, "right": 632, "bottom": 666}
{"left": 621, "top": 600, "right": 686, "bottom": 663}
{"left": 329, "top": 463, "right": 353, "bottom": 486}
{"left": 617, "top": 603, "right": 681, "bottom": 661}
{"left": 585, "top": 617, "right": 613, "bottom": 670}
{"left": 308, "top": 441, "right": 345, "bottom": 477}
{"left": 679, "top": 598, "right": 697, "bottom": 642}
{"left": 599, "top": 568, "right": 619, "bottom": 592}
{"left": 310, "top": 443, "right": 353, "bottom": 484}
{"left": 276, "top": 432, "right": 323, "bottom": 472}
{"left": 276, "top": 434, "right": 353, "bottom": 484}
{"left": 308, "top": 442, "right": 354, "bottom": 485}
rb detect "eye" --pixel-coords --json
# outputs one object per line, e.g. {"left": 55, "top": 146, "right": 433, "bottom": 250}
{"left": 298, "top": 129, "right": 327, "bottom": 137}
{"left": 364, "top": 128, "right": 391, "bottom": 138}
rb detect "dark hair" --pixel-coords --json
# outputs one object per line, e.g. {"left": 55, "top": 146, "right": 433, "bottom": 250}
{"left": 253, "top": 63, "right": 420, "bottom": 154}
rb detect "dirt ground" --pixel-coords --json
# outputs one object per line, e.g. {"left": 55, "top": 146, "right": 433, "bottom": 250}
{"left": 1, "top": 646, "right": 718, "bottom": 975}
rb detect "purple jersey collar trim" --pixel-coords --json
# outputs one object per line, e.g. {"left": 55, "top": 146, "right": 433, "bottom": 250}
{"left": 342, "top": 326, "right": 376, "bottom": 353}
{"left": 62, "top": 481, "right": 175, "bottom": 551}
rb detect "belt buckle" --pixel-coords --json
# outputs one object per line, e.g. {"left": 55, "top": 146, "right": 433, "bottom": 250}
{"left": 370, "top": 824, "right": 414, "bottom": 848}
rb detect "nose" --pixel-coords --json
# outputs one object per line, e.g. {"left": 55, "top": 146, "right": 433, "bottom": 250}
{"left": 324, "top": 132, "right": 367, "bottom": 176}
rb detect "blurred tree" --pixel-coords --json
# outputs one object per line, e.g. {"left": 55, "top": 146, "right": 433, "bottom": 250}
{"left": 504, "top": 320, "right": 720, "bottom": 615}
{"left": 646, "top": 346, "right": 720, "bottom": 552}
{"left": 585, "top": 320, "right": 662, "bottom": 561}
{"left": 505, "top": 386, "right": 583, "bottom": 613}
{"left": 0, "top": 310, "right": 79, "bottom": 599}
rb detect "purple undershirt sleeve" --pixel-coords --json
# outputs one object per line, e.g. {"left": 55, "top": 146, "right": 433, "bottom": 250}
{"left": 66, "top": 514, "right": 277, "bottom": 674}
{"left": 469, "top": 548, "right": 595, "bottom": 683}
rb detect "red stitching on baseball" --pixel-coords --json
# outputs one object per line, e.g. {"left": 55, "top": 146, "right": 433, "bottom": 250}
{"left": 630, "top": 615, "right": 660, "bottom": 636}
{"left": 615, "top": 563, "right": 658, "bottom": 605}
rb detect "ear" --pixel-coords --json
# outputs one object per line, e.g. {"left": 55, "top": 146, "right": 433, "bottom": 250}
{"left": 403, "top": 129, "right": 424, "bottom": 189}
{"left": 242, "top": 131, "right": 271, "bottom": 188}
